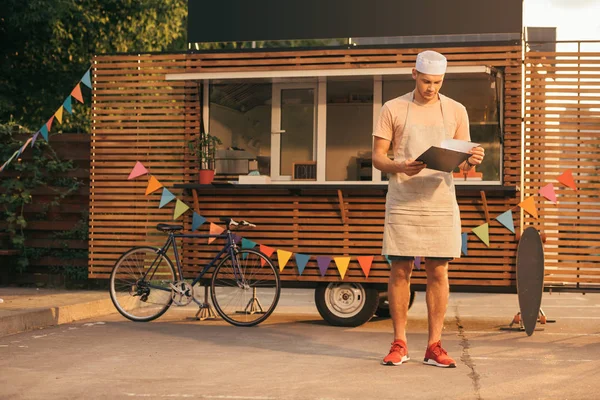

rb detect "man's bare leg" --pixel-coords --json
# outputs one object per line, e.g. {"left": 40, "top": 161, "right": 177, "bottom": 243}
{"left": 388, "top": 260, "right": 414, "bottom": 342}
{"left": 424, "top": 258, "right": 450, "bottom": 346}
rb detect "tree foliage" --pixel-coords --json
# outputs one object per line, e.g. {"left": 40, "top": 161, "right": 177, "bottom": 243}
{"left": 0, "top": 0, "right": 187, "bottom": 130}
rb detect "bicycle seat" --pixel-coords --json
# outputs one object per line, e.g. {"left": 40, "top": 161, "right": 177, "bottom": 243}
{"left": 156, "top": 223, "right": 183, "bottom": 232}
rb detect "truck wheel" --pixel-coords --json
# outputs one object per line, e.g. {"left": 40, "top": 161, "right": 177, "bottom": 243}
{"left": 375, "top": 291, "right": 416, "bottom": 318}
{"left": 314, "top": 283, "right": 379, "bottom": 327}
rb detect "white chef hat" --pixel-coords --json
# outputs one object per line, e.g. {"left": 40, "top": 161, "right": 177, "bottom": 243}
{"left": 415, "top": 50, "right": 447, "bottom": 75}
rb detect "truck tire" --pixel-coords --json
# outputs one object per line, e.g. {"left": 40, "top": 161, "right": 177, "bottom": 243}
{"left": 375, "top": 291, "right": 416, "bottom": 318}
{"left": 314, "top": 283, "right": 379, "bottom": 327}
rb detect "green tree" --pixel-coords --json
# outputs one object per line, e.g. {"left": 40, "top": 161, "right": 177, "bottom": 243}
{"left": 0, "top": 0, "right": 187, "bottom": 131}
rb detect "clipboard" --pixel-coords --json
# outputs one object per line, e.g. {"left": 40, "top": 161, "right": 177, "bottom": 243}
{"left": 415, "top": 147, "right": 471, "bottom": 173}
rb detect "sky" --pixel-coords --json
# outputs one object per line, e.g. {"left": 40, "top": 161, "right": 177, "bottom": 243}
{"left": 524, "top": 0, "right": 600, "bottom": 40}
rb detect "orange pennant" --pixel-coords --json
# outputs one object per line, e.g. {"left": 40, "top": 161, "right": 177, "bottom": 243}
{"left": 259, "top": 244, "right": 275, "bottom": 267}
{"left": 145, "top": 176, "right": 163, "bottom": 195}
{"left": 54, "top": 107, "right": 64, "bottom": 124}
{"left": 46, "top": 115, "right": 55, "bottom": 132}
{"left": 519, "top": 196, "right": 538, "bottom": 219}
{"left": 558, "top": 169, "right": 577, "bottom": 191}
{"left": 208, "top": 223, "right": 224, "bottom": 244}
{"left": 71, "top": 84, "right": 84, "bottom": 103}
{"left": 357, "top": 256, "right": 374, "bottom": 278}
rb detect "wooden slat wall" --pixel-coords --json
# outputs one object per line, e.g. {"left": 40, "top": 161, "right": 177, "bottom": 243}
{"left": 90, "top": 45, "right": 523, "bottom": 289}
{"left": 524, "top": 44, "right": 600, "bottom": 289}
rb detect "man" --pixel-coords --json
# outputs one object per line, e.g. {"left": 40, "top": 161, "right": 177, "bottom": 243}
{"left": 372, "top": 50, "right": 485, "bottom": 368}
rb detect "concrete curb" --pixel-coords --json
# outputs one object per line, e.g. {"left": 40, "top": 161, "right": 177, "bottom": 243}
{"left": 0, "top": 297, "right": 116, "bottom": 337}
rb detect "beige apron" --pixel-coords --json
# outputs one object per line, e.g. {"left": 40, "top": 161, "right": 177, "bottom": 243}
{"left": 382, "top": 93, "right": 461, "bottom": 258}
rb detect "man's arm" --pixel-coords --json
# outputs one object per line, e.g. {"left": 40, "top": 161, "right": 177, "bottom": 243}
{"left": 453, "top": 105, "right": 484, "bottom": 170}
{"left": 372, "top": 137, "right": 426, "bottom": 176}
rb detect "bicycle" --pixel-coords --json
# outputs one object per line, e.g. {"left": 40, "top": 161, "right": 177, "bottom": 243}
{"left": 109, "top": 217, "right": 281, "bottom": 327}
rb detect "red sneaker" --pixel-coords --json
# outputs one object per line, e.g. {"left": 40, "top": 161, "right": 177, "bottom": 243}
{"left": 382, "top": 339, "right": 410, "bottom": 366}
{"left": 423, "top": 341, "right": 456, "bottom": 368}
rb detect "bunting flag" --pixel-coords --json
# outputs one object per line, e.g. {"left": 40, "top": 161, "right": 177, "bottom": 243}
{"left": 495, "top": 210, "right": 515, "bottom": 233}
{"left": 54, "top": 107, "right": 64, "bottom": 124}
{"left": 0, "top": 150, "right": 20, "bottom": 172}
{"left": 357, "top": 256, "right": 373, "bottom": 278}
{"left": 81, "top": 69, "right": 92, "bottom": 89}
{"left": 519, "top": 196, "right": 538, "bottom": 219}
{"left": 259, "top": 244, "right": 275, "bottom": 267}
{"left": 384, "top": 255, "right": 391, "bottom": 266}
{"left": 276, "top": 249, "right": 293, "bottom": 272}
{"left": 208, "top": 223, "right": 224, "bottom": 244}
{"left": 31, "top": 132, "right": 40, "bottom": 147}
{"left": 18, "top": 138, "right": 33, "bottom": 156}
{"left": 46, "top": 116, "right": 55, "bottom": 132}
{"left": 558, "top": 169, "right": 577, "bottom": 191}
{"left": 63, "top": 96, "right": 73, "bottom": 114}
{"left": 316, "top": 256, "right": 332, "bottom": 277}
{"left": 414, "top": 256, "right": 421, "bottom": 270}
{"left": 158, "top": 188, "right": 175, "bottom": 208}
{"left": 40, "top": 125, "right": 49, "bottom": 141}
{"left": 191, "top": 212, "right": 207, "bottom": 231}
{"left": 232, "top": 234, "right": 242, "bottom": 244}
{"left": 71, "top": 84, "right": 84, "bottom": 103}
{"left": 145, "top": 176, "right": 163, "bottom": 195}
{"left": 241, "top": 238, "right": 257, "bottom": 260}
{"left": 461, "top": 232, "right": 468, "bottom": 255}
{"left": 295, "top": 253, "right": 310, "bottom": 275}
{"left": 334, "top": 257, "right": 351, "bottom": 279}
{"left": 473, "top": 223, "right": 490, "bottom": 247}
{"left": 173, "top": 199, "right": 189, "bottom": 220}
{"left": 539, "top": 183, "right": 557, "bottom": 204}
{"left": 128, "top": 161, "right": 148, "bottom": 180}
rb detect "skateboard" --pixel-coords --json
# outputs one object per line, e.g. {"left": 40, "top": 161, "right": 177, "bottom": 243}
{"left": 515, "top": 226, "right": 545, "bottom": 336}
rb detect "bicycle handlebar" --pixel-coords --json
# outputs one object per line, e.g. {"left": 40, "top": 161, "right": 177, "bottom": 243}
{"left": 229, "top": 219, "right": 256, "bottom": 228}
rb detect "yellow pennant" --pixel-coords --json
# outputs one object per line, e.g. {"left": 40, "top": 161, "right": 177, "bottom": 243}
{"left": 145, "top": 176, "right": 163, "bottom": 195}
{"left": 276, "top": 249, "right": 293, "bottom": 272}
{"left": 334, "top": 257, "right": 351, "bottom": 279}
{"left": 472, "top": 223, "right": 490, "bottom": 247}
{"left": 173, "top": 199, "right": 189, "bottom": 220}
{"left": 54, "top": 107, "right": 64, "bottom": 124}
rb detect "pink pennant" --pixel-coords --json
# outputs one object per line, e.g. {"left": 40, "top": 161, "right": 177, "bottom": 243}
{"left": 46, "top": 115, "right": 55, "bottom": 132}
{"left": 539, "top": 183, "right": 557, "bottom": 204}
{"left": 558, "top": 169, "right": 577, "bottom": 191}
{"left": 128, "top": 161, "right": 148, "bottom": 180}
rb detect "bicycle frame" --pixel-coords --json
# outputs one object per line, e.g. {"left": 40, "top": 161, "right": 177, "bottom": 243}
{"left": 142, "top": 229, "right": 242, "bottom": 291}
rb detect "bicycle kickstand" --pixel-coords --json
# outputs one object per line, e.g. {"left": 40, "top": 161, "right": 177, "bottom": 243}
{"left": 195, "top": 285, "right": 217, "bottom": 321}
{"left": 241, "top": 287, "right": 265, "bottom": 315}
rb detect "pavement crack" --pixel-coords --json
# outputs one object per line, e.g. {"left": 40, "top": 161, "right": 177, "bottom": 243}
{"left": 455, "top": 307, "right": 482, "bottom": 400}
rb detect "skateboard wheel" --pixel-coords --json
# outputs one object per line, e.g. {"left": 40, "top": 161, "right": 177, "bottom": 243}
{"left": 513, "top": 313, "right": 521, "bottom": 323}
{"left": 540, "top": 232, "right": 547, "bottom": 243}
{"left": 539, "top": 315, "right": 547, "bottom": 324}
{"left": 515, "top": 232, "right": 521, "bottom": 242}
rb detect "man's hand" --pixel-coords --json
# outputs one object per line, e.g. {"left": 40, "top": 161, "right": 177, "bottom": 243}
{"left": 467, "top": 146, "right": 485, "bottom": 166}
{"left": 398, "top": 159, "right": 427, "bottom": 176}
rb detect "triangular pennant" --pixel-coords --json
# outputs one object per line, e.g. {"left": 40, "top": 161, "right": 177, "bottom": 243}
{"left": 0, "top": 150, "right": 20, "bottom": 172}
{"left": 518, "top": 196, "right": 538, "bottom": 219}
{"left": 241, "top": 238, "right": 257, "bottom": 260}
{"left": 385, "top": 255, "right": 392, "bottom": 266}
{"left": 63, "top": 96, "right": 72, "bottom": 114}
{"left": 173, "top": 199, "right": 189, "bottom": 220}
{"left": 472, "top": 223, "right": 490, "bottom": 247}
{"left": 81, "top": 69, "right": 92, "bottom": 89}
{"left": 414, "top": 256, "right": 422, "bottom": 270}
{"left": 316, "top": 256, "right": 332, "bottom": 277}
{"left": 18, "top": 138, "right": 33, "bottom": 156}
{"left": 40, "top": 125, "right": 49, "bottom": 141}
{"left": 557, "top": 169, "right": 577, "bottom": 191}
{"left": 46, "top": 115, "right": 55, "bottom": 132}
{"left": 232, "top": 234, "right": 242, "bottom": 244}
{"left": 145, "top": 176, "right": 163, "bottom": 195}
{"left": 539, "top": 183, "right": 557, "bottom": 204}
{"left": 495, "top": 210, "right": 515, "bottom": 234}
{"left": 357, "top": 256, "right": 373, "bottom": 278}
{"left": 128, "top": 161, "right": 148, "bottom": 180}
{"left": 54, "top": 107, "right": 63, "bottom": 124}
{"left": 208, "top": 223, "right": 225, "bottom": 244}
{"left": 295, "top": 253, "right": 310, "bottom": 275}
{"left": 276, "top": 249, "right": 293, "bottom": 272}
{"left": 334, "top": 257, "right": 351, "bottom": 279}
{"left": 259, "top": 244, "right": 275, "bottom": 267}
{"left": 461, "top": 232, "right": 468, "bottom": 256}
{"left": 71, "top": 84, "right": 84, "bottom": 103}
{"left": 191, "top": 212, "right": 207, "bottom": 231}
{"left": 158, "top": 188, "right": 175, "bottom": 208}
{"left": 31, "top": 132, "right": 40, "bottom": 147}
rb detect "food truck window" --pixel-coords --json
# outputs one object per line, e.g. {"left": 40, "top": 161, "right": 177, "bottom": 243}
{"left": 326, "top": 77, "right": 374, "bottom": 181}
{"left": 382, "top": 72, "right": 503, "bottom": 183}
{"left": 209, "top": 82, "right": 272, "bottom": 175}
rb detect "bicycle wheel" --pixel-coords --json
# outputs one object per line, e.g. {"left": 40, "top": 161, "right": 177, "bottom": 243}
{"left": 211, "top": 248, "right": 281, "bottom": 327}
{"left": 109, "top": 246, "right": 176, "bottom": 322}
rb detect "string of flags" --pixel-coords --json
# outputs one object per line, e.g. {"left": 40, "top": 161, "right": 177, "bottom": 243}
{"left": 0, "top": 69, "right": 92, "bottom": 173}
{"left": 129, "top": 161, "right": 578, "bottom": 278}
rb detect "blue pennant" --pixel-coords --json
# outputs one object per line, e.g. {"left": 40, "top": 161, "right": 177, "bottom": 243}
{"left": 495, "top": 210, "right": 515, "bottom": 234}
{"left": 191, "top": 212, "right": 206, "bottom": 231}
{"left": 295, "top": 254, "right": 310, "bottom": 275}
{"left": 81, "top": 69, "right": 92, "bottom": 89}
{"left": 63, "top": 96, "right": 72, "bottom": 114}
{"left": 241, "top": 238, "right": 257, "bottom": 259}
{"left": 40, "top": 125, "right": 49, "bottom": 141}
{"left": 158, "top": 188, "right": 175, "bottom": 208}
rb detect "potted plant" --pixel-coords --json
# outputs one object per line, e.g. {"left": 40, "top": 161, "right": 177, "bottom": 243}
{"left": 188, "top": 132, "right": 222, "bottom": 184}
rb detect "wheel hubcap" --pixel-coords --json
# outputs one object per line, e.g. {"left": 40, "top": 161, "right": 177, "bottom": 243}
{"left": 324, "top": 283, "right": 366, "bottom": 318}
